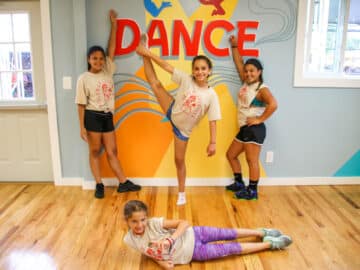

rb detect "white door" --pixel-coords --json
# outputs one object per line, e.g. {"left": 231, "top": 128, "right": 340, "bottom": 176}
{"left": 0, "top": 0, "right": 52, "bottom": 181}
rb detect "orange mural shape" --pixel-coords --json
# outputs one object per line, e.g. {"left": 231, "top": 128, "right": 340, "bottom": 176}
{"left": 99, "top": 67, "right": 173, "bottom": 177}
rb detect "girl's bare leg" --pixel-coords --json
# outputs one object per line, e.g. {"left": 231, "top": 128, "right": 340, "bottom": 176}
{"left": 102, "top": 131, "right": 127, "bottom": 183}
{"left": 142, "top": 56, "right": 173, "bottom": 113}
{"left": 87, "top": 131, "right": 103, "bottom": 183}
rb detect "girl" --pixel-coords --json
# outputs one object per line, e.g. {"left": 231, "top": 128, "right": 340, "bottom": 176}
{"left": 226, "top": 35, "right": 278, "bottom": 200}
{"left": 136, "top": 37, "right": 221, "bottom": 205}
{"left": 123, "top": 200, "right": 292, "bottom": 269}
{"left": 75, "top": 10, "right": 141, "bottom": 198}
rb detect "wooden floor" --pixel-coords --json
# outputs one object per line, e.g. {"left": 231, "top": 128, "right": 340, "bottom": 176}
{"left": 0, "top": 184, "right": 359, "bottom": 270}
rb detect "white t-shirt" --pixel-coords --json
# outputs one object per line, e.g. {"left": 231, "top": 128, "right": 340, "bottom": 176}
{"left": 237, "top": 82, "right": 267, "bottom": 127}
{"left": 75, "top": 57, "right": 116, "bottom": 113}
{"left": 123, "top": 217, "right": 195, "bottom": 264}
{"left": 170, "top": 69, "right": 221, "bottom": 137}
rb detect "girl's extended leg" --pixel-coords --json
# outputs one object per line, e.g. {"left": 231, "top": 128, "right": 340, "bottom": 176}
{"left": 102, "top": 131, "right": 126, "bottom": 183}
{"left": 142, "top": 56, "right": 173, "bottom": 113}
{"left": 191, "top": 226, "right": 273, "bottom": 261}
{"left": 87, "top": 131, "right": 103, "bottom": 183}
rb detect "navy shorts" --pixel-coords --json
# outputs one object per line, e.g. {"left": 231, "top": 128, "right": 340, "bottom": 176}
{"left": 166, "top": 101, "right": 189, "bottom": 141}
{"left": 235, "top": 123, "right": 266, "bottom": 145}
{"left": 84, "top": 110, "right": 114, "bottom": 132}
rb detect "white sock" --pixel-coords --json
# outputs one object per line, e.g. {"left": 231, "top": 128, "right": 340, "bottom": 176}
{"left": 176, "top": 192, "right": 186, "bottom": 205}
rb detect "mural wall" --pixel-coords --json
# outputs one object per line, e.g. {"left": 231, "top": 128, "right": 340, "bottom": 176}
{"left": 50, "top": 0, "right": 360, "bottom": 181}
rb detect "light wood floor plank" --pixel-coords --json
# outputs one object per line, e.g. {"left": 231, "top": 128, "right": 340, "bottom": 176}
{"left": 0, "top": 184, "right": 359, "bottom": 270}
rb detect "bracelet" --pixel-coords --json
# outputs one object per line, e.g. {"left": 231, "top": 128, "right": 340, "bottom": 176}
{"left": 210, "top": 142, "right": 216, "bottom": 144}
{"left": 231, "top": 46, "right": 238, "bottom": 48}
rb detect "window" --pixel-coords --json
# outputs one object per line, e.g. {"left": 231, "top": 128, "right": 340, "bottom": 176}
{"left": 294, "top": 0, "right": 360, "bottom": 88}
{"left": 0, "top": 12, "right": 34, "bottom": 100}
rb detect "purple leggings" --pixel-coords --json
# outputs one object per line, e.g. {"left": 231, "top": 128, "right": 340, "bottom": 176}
{"left": 191, "top": 226, "right": 242, "bottom": 261}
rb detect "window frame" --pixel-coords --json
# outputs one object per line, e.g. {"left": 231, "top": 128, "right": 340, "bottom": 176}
{"left": 294, "top": 0, "right": 360, "bottom": 88}
{"left": 0, "top": 3, "right": 46, "bottom": 108}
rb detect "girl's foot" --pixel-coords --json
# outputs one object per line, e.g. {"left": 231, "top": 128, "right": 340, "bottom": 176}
{"left": 258, "top": 228, "right": 282, "bottom": 238}
{"left": 176, "top": 192, "right": 186, "bottom": 205}
{"left": 95, "top": 183, "right": 105, "bottom": 199}
{"left": 263, "top": 235, "right": 292, "bottom": 250}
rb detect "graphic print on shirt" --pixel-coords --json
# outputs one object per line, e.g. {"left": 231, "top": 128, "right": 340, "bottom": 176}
{"left": 143, "top": 242, "right": 175, "bottom": 261}
{"left": 95, "top": 79, "right": 113, "bottom": 110}
{"left": 181, "top": 89, "right": 201, "bottom": 119}
{"left": 238, "top": 85, "right": 249, "bottom": 107}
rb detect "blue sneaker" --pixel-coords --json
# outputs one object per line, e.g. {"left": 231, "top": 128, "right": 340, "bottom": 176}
{"left": 258, "top": 228, "right": 282, "bottom": 238}
{"left": 226, "top": 181, "right": 245, "bottom": 192}
{"left": 263, "top": 235, "right": 292, "bottom": 250}
{"left": 234, "top": 188, "right": 258, "bottom": 200}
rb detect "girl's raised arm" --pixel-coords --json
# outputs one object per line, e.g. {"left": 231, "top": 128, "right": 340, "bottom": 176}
{"left": 229, "top": 35, "right": 245, "bottom": 82}
{"left": 107, "top": 9, "right": 117, "bottom": 61}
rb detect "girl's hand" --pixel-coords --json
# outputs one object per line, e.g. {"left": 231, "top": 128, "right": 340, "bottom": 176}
{"left": 80, "top": 127, "right": 88, "bottom": 142}
{"left": 156, "top": 259, "right": 174, "bottom": 270}
{"left": 229, "top": 35, "right": 237, "bottom": 47}
{"left": 136, "top": 44, "right": 150, "bottom": 57}
{"left": 247, "top": 117, "right": 262, "bottom": 126}
{"left": 109, "top": 9, "right": 117, "bottom": 24}
{"left": 207, "top": 143, "right": 216, "bottom": 156}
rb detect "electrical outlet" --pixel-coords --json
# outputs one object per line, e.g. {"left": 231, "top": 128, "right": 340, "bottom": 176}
{"left": 63, "top": 76, "right": 72, "bottom": 90}
{"left": 266, "top": 151, "right": 274, "bottom": 163}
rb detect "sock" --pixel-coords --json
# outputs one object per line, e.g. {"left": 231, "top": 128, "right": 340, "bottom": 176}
{"left": 177, "top": 192, "right": 186, "bottom": 205}
{"left": 234, "top": 173, "right": 244, "bottom": 184}
{"left": 249, "top": 180, "right": 258, "bottom": 191}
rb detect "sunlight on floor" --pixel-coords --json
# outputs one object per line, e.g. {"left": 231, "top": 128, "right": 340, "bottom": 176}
{"left": 5, "top": 250, "right": 57, "bottom": 270}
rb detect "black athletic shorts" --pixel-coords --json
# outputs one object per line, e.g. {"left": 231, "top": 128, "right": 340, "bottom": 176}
{"left": 235, "top": 123, "right": 266, "bottom": 145}
{"left": 84, "top": 110, "right": 114, "bottom": 132}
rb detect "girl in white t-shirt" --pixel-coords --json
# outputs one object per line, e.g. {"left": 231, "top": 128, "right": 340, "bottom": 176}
{"left": 136, "top": 37, "right": 221, "bottom": 205}
{"left": 225, "top": 35, "right": 278, "bottom": 200}
{"left": 75, "top": 10, "right": 141, "bottom": 199}
{"left": 123, "top": 200, "right": 292, "bottom": 270}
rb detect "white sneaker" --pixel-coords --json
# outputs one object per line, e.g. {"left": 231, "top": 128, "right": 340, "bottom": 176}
{"left": 176, "top": 193, "right": 186, "bottom": 205}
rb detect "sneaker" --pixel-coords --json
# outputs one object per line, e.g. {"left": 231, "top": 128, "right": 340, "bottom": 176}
{"left": 263, "top": 235, "right": 292, "bottom": 250}
{"left": 140, "top": 33, "right": 149, "bottom": 48}
{"left": 176, "top": 193, "right": 186, "bottom": 206}
{"left": 117, "top": 180, "right": 141, "bottom": 193}
{"left": 226, "top": 181, "right": 245, "bottom": 192}
{"left": 95, "top": 183, "right": 104, "bottom": 199}
{"left": 258, "top": 228, "right": 282, "bottom": 238}
{"left": 234, "top": 188, "right": 258, "bottom": 200}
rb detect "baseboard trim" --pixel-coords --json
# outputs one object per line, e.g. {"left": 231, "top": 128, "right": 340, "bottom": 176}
{"left": 64, "top": 177, "right": 360, "bottom": 190}
{"left": 59, "top": 177, "right": 83, "bottom": 186}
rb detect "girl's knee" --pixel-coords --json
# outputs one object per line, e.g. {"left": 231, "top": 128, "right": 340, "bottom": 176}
{"left": 90, "top": 148, "right": 101, "bottom": 157}
{"left": 106, "top": 148, "right": 118, "bottom": 159}
{"left": 149, "top": 79, "right": 163, "bottom": 90}
{"left": 174, "top": 156, "right": 185, "bottom": 168}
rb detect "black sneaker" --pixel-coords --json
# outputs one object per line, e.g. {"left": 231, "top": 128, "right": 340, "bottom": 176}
{"left": 95, "top": 183, "right": 104, "bottom": 199}
{"left": 234, "top": 188, "right": 258, "bottom": 200}
{"left": 226, "top": 181, "right": 245, "bottom": 192}
{"left": 117, "top": 180, "right": 141, "bottom": 193}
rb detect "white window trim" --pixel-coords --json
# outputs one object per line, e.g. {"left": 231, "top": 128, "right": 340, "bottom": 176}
{"left": 294, "top": 0, "right": 360, "bottom": 88}
{"left": 0, "top": 3, "right": 47, "bottom": 106}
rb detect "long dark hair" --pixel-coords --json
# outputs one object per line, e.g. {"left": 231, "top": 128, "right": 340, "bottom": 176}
{"left": 87, "top": 46, "right": 106, "bottom": 71}
{"left": 245, "top": 58, "right": 264, "bottom": 90}
{"left": 123, "top": 200, "right": 148, "bottom": 220}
